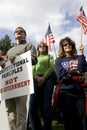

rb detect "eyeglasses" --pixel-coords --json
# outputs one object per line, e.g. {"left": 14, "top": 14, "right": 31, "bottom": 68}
{"left": 63, "top": 43, "right": 72, "bottom": 47}
{"left": 39, "top": 46, "right": 46, "bottom": 48}
{"left": 15, "top": 30, "right": 24, "bottom": 33}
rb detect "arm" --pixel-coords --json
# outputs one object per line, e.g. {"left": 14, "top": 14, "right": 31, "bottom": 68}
{"left": 54, "top": 58, "right": 80, "bottom": 80}
{"left": 79, "top": 44, "right": 84, "bottom": 55}
{"left": 32, "top": 64, "right": 45, "bottom": 87}
{"left": 32, "top": 65, "right": 37, "bottom": 77}
{"left": 0, "top": 60, "right": 6, "bottom": 68}
{"left": 54, "top": 58, "right": 68, "bottom": 80}
{"left": 78, "top": 55, "right": 87, "bottom": 73}
{"left": 79, "top": 44, "right": 87, "bottom": 72}
{"left": 43, "top": 55, "right": 54, "bottom": 79}
{"left": 0, "top": 57, "right": 6, "bottom": 68}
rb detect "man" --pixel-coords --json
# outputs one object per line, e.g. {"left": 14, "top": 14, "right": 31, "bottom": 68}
{"left": 5, "top": 26, "right": 37, "bottom": 130}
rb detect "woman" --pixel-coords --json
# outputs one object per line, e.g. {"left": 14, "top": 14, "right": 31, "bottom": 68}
{"left": 29, "top": 41, "right": 54, "bottom": 130}
{"left": 54, "top": 37, "right": 86, "bottom": 130}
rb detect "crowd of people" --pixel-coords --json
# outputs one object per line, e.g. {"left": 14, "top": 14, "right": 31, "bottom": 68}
{"left": 0, "top": 26, "right": 87, "bottom": 130}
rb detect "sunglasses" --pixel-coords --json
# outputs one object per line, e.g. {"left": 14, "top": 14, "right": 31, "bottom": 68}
{"left": 39, "top": 46, "right": 46, "bottom": 48}
{"left": 63, "top": 43, "right": 72, "bottom": 47}
{"left": 15, "top": 30, "right": 24, "bottom": 33}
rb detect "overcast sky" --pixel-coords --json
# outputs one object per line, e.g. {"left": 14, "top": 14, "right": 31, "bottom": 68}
{"left": 0, "top": 0, "right": 87, "bottom": 57}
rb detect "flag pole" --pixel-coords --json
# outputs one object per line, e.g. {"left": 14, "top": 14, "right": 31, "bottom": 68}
{"left": 48, "top": 22, "right": 57, "bottom": 58}
{"left": 53, "top": 43, "right": 57, "bottom": 59}
{"left": 80, "top": 5, "right": 83, "bottom": 49}
{"left": 80, "top": 5, "right": 83, "bottom": 46}
{"left": 79, "top": 24, "right": 84, "bottom": 55}
{"left": 80, "top": 13, "right": 84, "bottom": 54}
{"left": 80, "top": 24, "right": 83, "bottom": 45}
{"left": 77, "top": 5, "right": 86, "bottom": 54}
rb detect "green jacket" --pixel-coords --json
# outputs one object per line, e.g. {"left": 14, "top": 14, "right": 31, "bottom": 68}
{"left": 33, "top": 54, "right": 54, "bottom": 79}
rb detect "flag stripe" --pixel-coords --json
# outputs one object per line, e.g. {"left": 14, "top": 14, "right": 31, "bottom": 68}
{"left": 43, "top": 24, "right": 55, "bottom": 51}
{"left": 76, "top": 6, "right": 87, "bottom": 35}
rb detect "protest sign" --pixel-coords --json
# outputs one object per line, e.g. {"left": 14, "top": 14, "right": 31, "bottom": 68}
{"left": 0, "top": 50, "right": 34, "bottom": 100}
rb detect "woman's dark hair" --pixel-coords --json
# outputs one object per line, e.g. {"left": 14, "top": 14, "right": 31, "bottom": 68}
{"left": 58, "top": 36, "right": 77, "bottom": 58}
{"left": 37, "top": 41, "right": 48, "bottom": 56}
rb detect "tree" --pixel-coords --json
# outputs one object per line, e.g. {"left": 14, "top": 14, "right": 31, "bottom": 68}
{"left": 0, "top": 35, "right": 12, "bottom": 55}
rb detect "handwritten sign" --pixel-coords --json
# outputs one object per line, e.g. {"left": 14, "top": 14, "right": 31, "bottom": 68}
{"left": 0, "top": 50, "right": 34, "bottom": 100}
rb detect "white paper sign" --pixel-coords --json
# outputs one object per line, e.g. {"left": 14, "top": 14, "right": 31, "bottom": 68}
{"left": 0, "top": 50, "right": 34, "bottom": 100}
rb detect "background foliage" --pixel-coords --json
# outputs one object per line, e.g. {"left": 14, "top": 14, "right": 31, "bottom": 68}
{"left": 0, "top": 35, "right": 12, "bottom": 55}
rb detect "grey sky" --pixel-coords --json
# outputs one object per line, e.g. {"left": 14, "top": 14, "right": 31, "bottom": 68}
{"left": 0, "top": 0, "right": 87, "bottom": 56}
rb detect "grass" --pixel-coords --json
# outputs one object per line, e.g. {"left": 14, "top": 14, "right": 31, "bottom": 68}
{"left": 28, "top": 120, "right": 64, "bottom": 130}
{"left": 52, "top": 120, "right": 64, "bottom": 130}
{"left": 28, "top": 107, "right": 64, "bottom": 130}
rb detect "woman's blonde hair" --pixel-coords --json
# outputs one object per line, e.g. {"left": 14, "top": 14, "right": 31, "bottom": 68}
{"left": 58, "top": 37, "right": 77, "bottom": 58}
{"left": 37, "top": 41, "right": 48, "bottom": 56}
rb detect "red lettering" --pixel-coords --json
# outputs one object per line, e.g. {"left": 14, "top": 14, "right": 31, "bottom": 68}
{"left": 5, "top": 77, "right": 18, "bottom": 85}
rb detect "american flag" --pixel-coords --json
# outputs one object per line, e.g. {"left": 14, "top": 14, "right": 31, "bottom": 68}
{"left": 76, "top": 6, "right": 87, "bottom": 35}
{"left": 43, "top": 24, "right": 55, "bottom": 51}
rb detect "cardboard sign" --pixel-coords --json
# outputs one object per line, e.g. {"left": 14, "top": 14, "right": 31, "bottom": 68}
{"left": 0, "top": 50, "right": 34, "bottom": 100}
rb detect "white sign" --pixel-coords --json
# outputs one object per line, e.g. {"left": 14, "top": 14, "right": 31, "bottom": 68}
{"left": 0, "top": 50, "right": 34, "bottom": 100}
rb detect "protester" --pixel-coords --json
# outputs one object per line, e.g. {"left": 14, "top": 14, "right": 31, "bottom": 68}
{"left": 28, "top": 41, "right": 54, "bottom": 130}
{"left": 0, "top": 50, "right": 6, "bottom": 104}
{"left": 0, "top": 50, "right": 6, "bottom": 67}
{"left": 54, "top": 36, "right": 87, "bottom": 130}
{"left": 79, "top": 44, "right": 87, "bottom": 129}
{"left": 5, "top": 26, "right": 37, "bottom": 130}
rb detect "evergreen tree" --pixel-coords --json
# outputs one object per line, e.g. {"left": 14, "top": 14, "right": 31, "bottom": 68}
{"left": 0, "top": 35, "right": 11, "bottom": 55}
